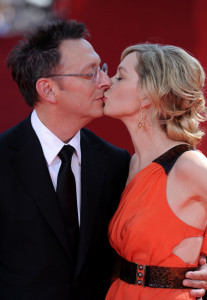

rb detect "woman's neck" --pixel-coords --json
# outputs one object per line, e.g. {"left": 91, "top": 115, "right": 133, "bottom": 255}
{"left": 122, "top": 117, "right": 183, "bottom": 173}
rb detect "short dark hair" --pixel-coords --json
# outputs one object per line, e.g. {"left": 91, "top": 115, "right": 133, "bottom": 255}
{"left": 7, "top": 19, "right": 88, "bottom": 107}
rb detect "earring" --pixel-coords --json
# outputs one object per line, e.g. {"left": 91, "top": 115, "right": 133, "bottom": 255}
{"left": 138, "top": 107, "right": 145, "bottom": 128}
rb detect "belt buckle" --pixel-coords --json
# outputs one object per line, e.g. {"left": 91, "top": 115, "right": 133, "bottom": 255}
{"left": 136, "top": 264, "right": 146, "bottom": 286}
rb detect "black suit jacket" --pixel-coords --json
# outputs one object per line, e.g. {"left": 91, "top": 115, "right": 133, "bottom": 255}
{"left": 0, "top": 116, "right": 130, "bottom": 300}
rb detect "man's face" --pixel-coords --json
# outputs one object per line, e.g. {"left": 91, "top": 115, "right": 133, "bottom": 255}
{"left": 53, "top": 38, "right": 111, "bottom": 124}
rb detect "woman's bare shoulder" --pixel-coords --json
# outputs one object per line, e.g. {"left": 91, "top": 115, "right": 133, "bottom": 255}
{"left": 173, "top": 149, "right": 207, "bottom": 199}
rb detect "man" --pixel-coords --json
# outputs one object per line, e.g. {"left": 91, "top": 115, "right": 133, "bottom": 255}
{"left": 0, "top": 19, "right": 206, "bottom": 300}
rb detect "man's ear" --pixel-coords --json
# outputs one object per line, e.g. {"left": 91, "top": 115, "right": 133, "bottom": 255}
{"left": 36, "top": 78, "right": 57, "bottom": 104}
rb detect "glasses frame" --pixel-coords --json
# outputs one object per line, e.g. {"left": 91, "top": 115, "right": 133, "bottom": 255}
{"left": 46, "top": 63, "right": 108, "bottom": 82}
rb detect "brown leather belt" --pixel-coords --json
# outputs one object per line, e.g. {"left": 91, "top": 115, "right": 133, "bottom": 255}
{"left": 119, "top": 257, "right": 198, "bottom": 289}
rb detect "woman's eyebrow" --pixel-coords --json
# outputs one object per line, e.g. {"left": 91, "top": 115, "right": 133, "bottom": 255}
{"left": 118, "top": 66, "right": 128, "bottom": 73}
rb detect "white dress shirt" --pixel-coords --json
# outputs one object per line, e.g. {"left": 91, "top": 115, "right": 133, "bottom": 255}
{"left": 31, "top": 110, "right": 81, "bottom": 225}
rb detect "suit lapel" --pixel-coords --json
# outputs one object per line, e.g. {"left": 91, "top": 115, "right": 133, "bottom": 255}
{"left": 10, "top": 118, "right": 74, "bottom": 262}
{"left": 75, "top": 129, "right": 109, "bottom": 278}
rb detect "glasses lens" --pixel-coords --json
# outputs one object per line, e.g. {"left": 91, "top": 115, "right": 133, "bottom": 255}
{"left": 92, "top": 63, "right": 108, "bottom": 82}
{"left": 92, "top": 66, "right": 99, "bottom": 82}
{"left": 101, "top": 63, "right": 108, "bottom": 74}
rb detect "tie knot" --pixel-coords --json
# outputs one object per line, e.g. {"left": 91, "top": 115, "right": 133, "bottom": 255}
{"left": 58, "top": 145, "right": 75, "bottom": 163}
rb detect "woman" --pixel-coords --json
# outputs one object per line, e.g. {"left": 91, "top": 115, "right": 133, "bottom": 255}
{"left": 103, "top": 44, "right": 207, "bottom": 300}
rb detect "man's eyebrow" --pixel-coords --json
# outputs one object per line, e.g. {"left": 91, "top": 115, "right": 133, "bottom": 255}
{"left": 81, "top": 60, "right": 102, "bottom": 72}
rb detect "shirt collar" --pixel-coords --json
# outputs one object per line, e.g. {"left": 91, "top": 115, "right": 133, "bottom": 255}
{"left": 31, "top": 110, "right": 81, "bottom": 166}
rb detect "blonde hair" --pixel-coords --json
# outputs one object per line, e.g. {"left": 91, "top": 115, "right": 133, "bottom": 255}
{"left": 121, "top": 43, "right": 207, "bottom": 147}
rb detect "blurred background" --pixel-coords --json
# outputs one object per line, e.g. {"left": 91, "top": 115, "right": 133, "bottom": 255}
{"left": 0, "top": 0, "right": 207, "bottom": 155}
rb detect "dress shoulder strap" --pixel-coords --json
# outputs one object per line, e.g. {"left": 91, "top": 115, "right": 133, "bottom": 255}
{"left": 153, "top": 144, "right": 194, "bottom": 175}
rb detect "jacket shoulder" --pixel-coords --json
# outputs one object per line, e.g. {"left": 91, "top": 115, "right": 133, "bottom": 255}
{"left": 0, "top": 116, "right": 32, "bottom": 149}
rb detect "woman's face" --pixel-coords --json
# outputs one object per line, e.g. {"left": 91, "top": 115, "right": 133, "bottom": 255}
{"left": 103, "top": 52, "right": 145, "bottom": 120}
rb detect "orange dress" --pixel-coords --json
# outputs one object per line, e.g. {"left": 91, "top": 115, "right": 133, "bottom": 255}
{"left": 106, "top": 145, "right": 207, "bottom": 300}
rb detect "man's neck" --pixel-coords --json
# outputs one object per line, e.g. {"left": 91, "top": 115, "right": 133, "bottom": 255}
{"left": 35, "top": 109, "right": 91, "bottom": 143}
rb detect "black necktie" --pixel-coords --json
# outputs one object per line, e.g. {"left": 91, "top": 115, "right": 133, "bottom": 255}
{"left": 56, "top": 145, "right": 79, "bottom": 258}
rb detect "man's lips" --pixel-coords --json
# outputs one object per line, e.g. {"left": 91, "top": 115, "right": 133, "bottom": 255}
{"left": 95, "top": 96, "right": 104, "bottom": 101}
{"left": 95, "top": 95, "right": 107, "bottom": 102}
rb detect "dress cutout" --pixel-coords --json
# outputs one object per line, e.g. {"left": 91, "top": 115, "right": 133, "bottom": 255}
{"left": 106, "top": 145, "right": 206, "bottom": 300}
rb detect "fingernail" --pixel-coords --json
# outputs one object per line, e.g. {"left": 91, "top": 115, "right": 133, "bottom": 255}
{"left": 189, "top": 290, "right": 196, "bottom": 296}
{"left": 185, "top": 272, "right": 192, "bottom": 278}
{"left": 182, "top": 279, "right": 189, "bottom": 286}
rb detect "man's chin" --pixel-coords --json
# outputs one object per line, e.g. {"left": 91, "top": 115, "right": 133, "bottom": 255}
{"left": 89, "top": 109, "right": 104, "bottom": 121}
{"left": 96, "top": 110, "right": 104, "bottom": 118}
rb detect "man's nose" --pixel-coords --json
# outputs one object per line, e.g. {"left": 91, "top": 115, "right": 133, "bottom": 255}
{"left": 97, "top": 71, "right": 112, "bottom": 89}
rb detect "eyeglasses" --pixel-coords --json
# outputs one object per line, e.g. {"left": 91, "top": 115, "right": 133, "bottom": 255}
{"left": 46, "top": 63, "right": 108, "bottom": 82}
